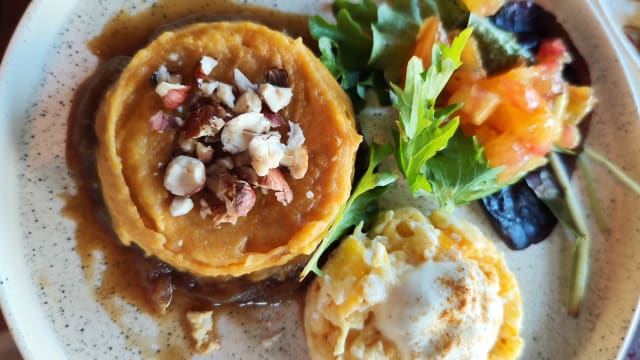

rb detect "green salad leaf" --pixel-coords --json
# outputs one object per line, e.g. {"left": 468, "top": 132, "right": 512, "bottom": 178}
{"left": 425, "top": 130, "right": 503, "bottom": 211}
{"left": 310, "top": 0, "right": 483, "bottom": 106}
{"left": 309, "top": 0, "right": 382, "bottom": 108}
{"left": 300, "top": 143, "right": 398, "bottom": 279}
{"left": 369, "top": 0, "right": 470, "bottom": 82}
{"left": 310, "top": 1, "right": 535, "bottom": 109}
{"left": 391, "top": 28, "right": 504, "bottom": 210}
{"left": 369, "top": 1, "right": 432, "bottom": 83}
{"left": 391, "top": 29, "right": 468, "bottom": 194}
{"left": 468, "top": 14, "right": 533, "bottom": 74}
{"left": 309, "top": 0, "right": 375, "bottom": 72}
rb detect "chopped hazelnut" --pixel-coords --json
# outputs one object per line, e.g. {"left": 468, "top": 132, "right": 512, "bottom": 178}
{"left": 231, "top": 181, "right": 256, "bottom": 217}
{"left": 178, "top": 133, "right": 198, "bottom": 153}
{"left": 280, "top": 146, "right": 308, "bottom": 180}
{"left": 169, "top": 196, "right": 194, "bottom": 217}
{"left": 210, "top": 173, "right": 256, "bottom": 225}
{"left": 265, "top": 68, "right": 288, "bottom": 87}
{"left": 220, "top": 112, "right": 271, "bottom": 154}
{"left": 257, "top": 168, "right": 293, "bottom": 205}
{"left": 286, "top": 121, "right": 305, "bottom": 148}
{"left": 199, "top": 198, "right": 213, "bottom": 219}
{"left": 155, "top": 81, "right": 187, "bottom": 97}
{"left": 185, "top": 310, "right": 220, "bottom": 354}
{"left": 213, "top": 82, "right": 235, "bottom": 108}
{"left": 183, "top": 105, "right": 226, "bottom": 139}
{"left": 233, "top": 68, "right": 258, "bottom": 92}
{"left": 206, "top": 157, "right": 234, "bottom": 176}
{"left": 149, "top": 111, "right": 183, "bottom": 132}
{"left": 195, "top": 56, "right": 218, "bottom": 79}
{"left": 163, "top": 155, "right": 206, "bottom": 196}
{"left": 248, "top": 133, "right": 285, "bottom": 176}
{"left": 234, "top": 89, "right": 262, "bottom": 114}
{"left": 155, "top": 82, "right": 192, "bottom": 110}
{"left": 199, "top": 81, "right": 219, "bottom": 97}
{"left": 152, "top": 65, "right": 182, "bottom": 86}
{"left": 258, "top": 83, "right": 292, "bottom": 113}
{"left": 262, "top": 109, "right": 285, "bottom": 127}
{"left": 196, "top": 143, "right": 215, "bottom": 163}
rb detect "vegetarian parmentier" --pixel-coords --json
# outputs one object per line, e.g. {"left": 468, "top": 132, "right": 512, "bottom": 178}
{"left": 96, "top": 22, "right": 361, "bottom": 277}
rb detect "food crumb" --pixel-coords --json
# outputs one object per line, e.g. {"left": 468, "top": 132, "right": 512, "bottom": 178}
{"left": 186, "top": 310, "right": 220, "bottom": 354}
{"left": 306, "top": 191, "right": 314, "bottom": 199}
{"left": 261, "top": 331, "right": 283, "bottom": 348}
{"left": 199, "top": 198, "right": 212, "bottom": 219}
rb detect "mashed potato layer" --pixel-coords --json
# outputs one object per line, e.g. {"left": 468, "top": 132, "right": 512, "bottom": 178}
{"left": 96, "top": 22, "right": 361, "bottom": 277}
{"left": 304, "top": 208, "right": 522, "bottom": 360}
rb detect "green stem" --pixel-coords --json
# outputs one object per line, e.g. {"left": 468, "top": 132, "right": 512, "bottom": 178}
{"left": 584, "top": 146, "right": 640, "bottom": 195}
{"left": 549, "top": 153, "right": 590, "bottom": 317}
{"left": 577, "top": 154, "right": 608, "bottom": 233}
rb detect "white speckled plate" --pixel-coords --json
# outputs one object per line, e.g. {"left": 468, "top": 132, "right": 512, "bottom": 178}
{"left": 1, "top": 0, "right": 640, "bottom": 359}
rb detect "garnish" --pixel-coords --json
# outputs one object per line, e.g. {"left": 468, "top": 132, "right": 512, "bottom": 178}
{"left": 391, "top": 28, "right": 502, "bottom": 210}
{"left": 425, "top": 129, "right": 503, "bottom": 210}
{"left": 467, "top": 14, "right": 532, "bottom": 73}
{"left": 309, "top": 0, "right": 379, "bottom": 107}
{"left": 300, "top": 143, "right": 397, "bottom": 279}
{"left": 525, "top": 166, "right": 579, "bottom": 235}
{"left": 548, "top": 153, "right": 589, "bottom": 317}
{"left": 583, "top": 146, "right": 640, "bottom": 196}
{"left": 310, "top": 0, "right": 536, "bottom": 110}
{"left": 150, "top": 58, "right": 309, "bottom": 224}
{"left": 577, "top": 154, "right": 608, "bottom": 233}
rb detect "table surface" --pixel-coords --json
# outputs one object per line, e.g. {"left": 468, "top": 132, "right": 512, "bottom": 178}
{"left": 1, "top": 1, "right": 640, "bottom": 359}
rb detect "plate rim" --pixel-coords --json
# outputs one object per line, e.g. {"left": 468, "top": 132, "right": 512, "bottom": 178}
{"left": 1, "top": 0, "right": 640, "bottom": 359}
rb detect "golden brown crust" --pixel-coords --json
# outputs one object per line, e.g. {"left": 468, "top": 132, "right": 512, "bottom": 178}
{"left": 96, "top": 22, "right": 361, "bottom": 277}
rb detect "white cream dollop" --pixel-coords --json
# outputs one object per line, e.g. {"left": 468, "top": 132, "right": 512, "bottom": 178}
{"left": 373, "top": 260, "right": 504, "bottom": 360}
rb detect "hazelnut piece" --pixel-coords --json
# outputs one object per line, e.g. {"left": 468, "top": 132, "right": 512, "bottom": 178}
{"left": 195, "top": 56, "right": 218, "bottom": 79}
{"left": 257, "top": 168, "right": 293, "bottom": 205}
{"left": 258, "top": 83, "right": 292, "bottom": 113}
{"left": 149, "top": 111, "right": 183, "bottom": 132}
{"left": 234, "top": 89, "right": 262, "bottom": 114}
{"left": 169, "top": 196, "right": 194, "bottom": 217}
{"left": 280, "top": 147, "right": 308, "bottom": 180}
{"left": 220, "top": 112, "right": 271, "bottom": 154}
{"left": 213, "top": 82, "right": 235, "bottom": 109}
{"left": 233, "top": 69, "right": 257, "bottom": 92}
{"left": 155, "top": 82, "right": 192, "bottom": 110}
{"left": 196, "top": 143, "right": 215, "bottom": 163}
{"left": 248, "top": 133, "right": 285, "bottom": 176}
{"left": 163, "top": 155, "right": 206, "bottom": 196}
{"left": 183, "top": 105, "right": 226, "bottom": 139}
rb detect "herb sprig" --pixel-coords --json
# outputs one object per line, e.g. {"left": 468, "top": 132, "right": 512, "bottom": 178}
{"left": 300, "top": 143, "right": 397, "bottom": 279}
{"left": 391, "top": 29, "right": 503, "bottom": 210}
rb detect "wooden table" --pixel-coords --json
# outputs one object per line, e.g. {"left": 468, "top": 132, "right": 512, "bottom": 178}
{"left": 1, "top": 1, "right": 639, "bottom": 359}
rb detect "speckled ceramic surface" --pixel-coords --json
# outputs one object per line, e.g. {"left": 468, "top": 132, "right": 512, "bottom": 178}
{"left": 595, "top": 0, "right": 640, "bottom": 69}
{"left": 1, "top": 0, "right": 640, "bottom": 359}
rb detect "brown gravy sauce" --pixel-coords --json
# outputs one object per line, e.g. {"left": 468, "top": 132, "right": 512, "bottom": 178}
{"left": 64, "top": 0, "right": 312, "bottom": 357}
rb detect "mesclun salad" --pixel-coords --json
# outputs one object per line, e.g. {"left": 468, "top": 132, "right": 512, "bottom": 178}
{"left": 299, "top": 0, "right": 640, "bottom": 317}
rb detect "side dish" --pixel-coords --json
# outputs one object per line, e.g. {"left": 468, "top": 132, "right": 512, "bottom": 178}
{"left": 304, "top": 208, "right": 522, "bottom": 360}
